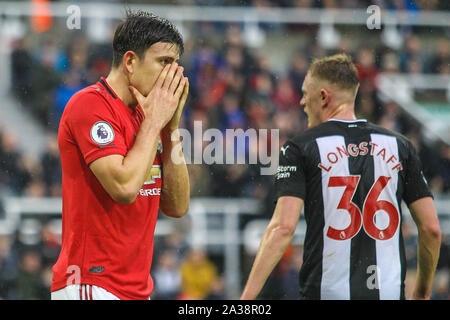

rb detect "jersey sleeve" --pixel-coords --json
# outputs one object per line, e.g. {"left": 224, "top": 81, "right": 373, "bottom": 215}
{"left": 67, "top": 92, "right": 128, "bottom": 165}
{"left": 274, "top": 140, "right": 306, "bottom": 203}
{"left": 402, "top": 140, "right": 433, "bottom": 204}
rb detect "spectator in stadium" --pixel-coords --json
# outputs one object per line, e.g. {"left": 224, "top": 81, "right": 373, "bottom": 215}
{"left": 179, "top": 248, "right": 218, "bottom": 299}
{"left": 289, "top": 52, "right": 308, "bottom": 97}
{"left": 158, "top": 231, "right": 190, "bottom": 262}
{"left": 0, "top": 233, "right": 18, "bottom": 299}
{"left": 399, "top": 35, "right": 424, "bottom": 73}
{"left": 436, "top": 143, "right": 450, "bottom": 193}
{"left": 40, "top": 134, "right": 62, "bottom": 197}
{"left": 11, "top": 249, "right": 44, "bottom": 300}
{"left": 52, "top": 70, "right": 85, "bottom": 129}
{"left": 0, "top": 133, "right": 33, "bottom": 195}
{"left": 29, "top": 38, "right": 63, "bottom": 125}
{"left": 205, "top": 276, "right": 226, "bottom": 300}
{"left": 152, "top": 250, "right": 182, "bottom": 300}
{"left": 272, "top": 76, "right": 300, "bottom": 111}
{"left": 10, "top": 38, "right": 33, "bottom": 106}
{"left": 355, "top": 48, "right": 378, "bottom": 93}
{"left": 429, "top": 37, "right": 450, "bottom": 75}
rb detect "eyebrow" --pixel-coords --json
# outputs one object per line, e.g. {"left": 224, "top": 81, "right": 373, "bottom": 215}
{"left": 158, "top": 55, "right": 179, "bottom": 62}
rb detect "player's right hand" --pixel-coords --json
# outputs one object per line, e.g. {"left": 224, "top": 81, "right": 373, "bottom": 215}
{"left": 129, "top": 62, "right": 186, "bottom": 131}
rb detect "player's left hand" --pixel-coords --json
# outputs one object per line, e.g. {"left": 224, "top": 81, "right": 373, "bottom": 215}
{"left": 163, "top": 76, "right": 189, "bottom": 134}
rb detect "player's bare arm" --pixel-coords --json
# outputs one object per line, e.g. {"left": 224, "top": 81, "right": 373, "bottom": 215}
{"left": 159, "top": 77, "right": 190, "bottom": 218}
{"left": 89, "top": 63, "right": 185, "bottom": 204}
{"left": 408, "top": 196, "right": 441, "bottom": 300}
{"left": 241, "top": 196, "right": 303, "bottom": 300}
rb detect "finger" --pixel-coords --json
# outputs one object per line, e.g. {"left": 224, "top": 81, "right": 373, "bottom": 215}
{"left": 154, "top": 64, "right": 171, "bottom": 89}
{"left": 182, "top": 77, "right": 189, "bottom": 100}
{"left": 162, "top": 62, "right": 179, "bottom": 91}
{"left": 168, "top": 66, "right": 184, "bottom": 95}
{"left": 129, "top": 86, "right": 145, "bottom": 105}
{"left": 174, "top": 76, "right": 187, "bottom": 100}
{"left": 177, "top": 77, "right": 189, "bottom": 107}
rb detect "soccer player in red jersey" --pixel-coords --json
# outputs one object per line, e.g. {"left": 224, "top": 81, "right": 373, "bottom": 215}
{"left": 51, "top": 10, "right": 190, "bottom": 300}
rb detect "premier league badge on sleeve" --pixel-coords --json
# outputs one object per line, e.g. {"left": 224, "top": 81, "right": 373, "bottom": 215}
{"left": 90, "top": 121, "right": 115, "bottom": 145}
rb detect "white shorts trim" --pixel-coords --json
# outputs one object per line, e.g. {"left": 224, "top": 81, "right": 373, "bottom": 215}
{"left": 51, "top": 284, "right": 120, "bottom": 300}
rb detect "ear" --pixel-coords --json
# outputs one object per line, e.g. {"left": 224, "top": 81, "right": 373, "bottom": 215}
{"left": 320, "top": 88, "right": 331, "bottom": 108}
{"left": 122, "top": 51, "right": 138, "bottom": 74}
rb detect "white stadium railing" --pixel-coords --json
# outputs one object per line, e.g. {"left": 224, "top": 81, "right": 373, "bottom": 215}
{"left": 1, "top": 195, "right": 449, "bottom": 298}
{"left": 377, "top": 73, "right": 450, "bottom": 145}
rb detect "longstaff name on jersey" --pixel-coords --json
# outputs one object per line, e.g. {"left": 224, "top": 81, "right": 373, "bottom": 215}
{"left": 317, "top": 141, "right": 403, "bottom": 173}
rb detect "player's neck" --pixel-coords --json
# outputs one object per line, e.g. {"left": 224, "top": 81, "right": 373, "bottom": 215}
{"left": 105, "top": 69, "right": 138, "bottom": 110}
{"left": 324, "top": 102, "right": 357, "bottom": 122}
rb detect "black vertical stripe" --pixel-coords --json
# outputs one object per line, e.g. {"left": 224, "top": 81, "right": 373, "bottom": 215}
{"left": 347, "top": 129, "right": 379, "bottom": 300}
{"left": 396, "top": 138, "right": 407, "bottom": 300}
{"left": 298, "top": 140, "right": 324, "bottom": 300}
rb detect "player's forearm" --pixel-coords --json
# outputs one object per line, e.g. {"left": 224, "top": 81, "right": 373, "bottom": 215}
{"left": 114, "top": 119, "right": 161, "bottom": 202}
{"left": 241, "top": 223, "right": 295, "bottom": 300}
{"left": 413, "top": 228, "right": 441, "bottom": 299}
{"left": 159, "top": 129, "right": 190, "bottom": 217}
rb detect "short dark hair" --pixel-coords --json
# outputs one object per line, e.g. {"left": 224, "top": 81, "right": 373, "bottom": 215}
{"left": 308, "top": 53, "right": 360, "bottom": 91}
{"left": 112, "top": 9, "right": 184, "bottom": 67}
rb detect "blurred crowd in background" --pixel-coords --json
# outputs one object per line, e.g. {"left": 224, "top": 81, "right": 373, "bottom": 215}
{"left": 116, "top": 0, "right": 450, "bottom": 11}
{"left": 1, "top": 0, "right": 450, "bottom": 299}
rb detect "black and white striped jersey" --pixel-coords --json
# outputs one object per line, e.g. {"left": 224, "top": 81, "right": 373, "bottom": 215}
{"left": 274, "top": 119, "right": 432, "bottom": 300}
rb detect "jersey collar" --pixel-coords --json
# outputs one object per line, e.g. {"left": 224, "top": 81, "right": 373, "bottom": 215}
{"left": 327, "top": 118, "right": 368, "bottom": 123}
{"left": 99, "top": 77, "right": 118, "bottom": 99}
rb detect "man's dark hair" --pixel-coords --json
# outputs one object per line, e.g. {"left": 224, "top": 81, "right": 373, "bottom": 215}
{"left": 112, "top": 9, "right": 184, "bottom": 67}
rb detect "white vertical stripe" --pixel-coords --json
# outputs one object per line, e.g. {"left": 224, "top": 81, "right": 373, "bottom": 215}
{"left": 81, "top": 284, "right": 85, "bottom": 300}
{"left": 316, "top": 136, "right": 351, "bottom": 300}
{"left": 370, "top": 134, "right": 401, "bottom": 300}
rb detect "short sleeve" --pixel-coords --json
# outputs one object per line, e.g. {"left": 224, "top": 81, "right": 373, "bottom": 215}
{"left": 67, "top": 92, "right": 128, "bottom": 165}
{"left": 402, "top": 140, "right": 433, "bottom": 204}
{"left": 274, "top": 140, "right": 306, "bottom": 203}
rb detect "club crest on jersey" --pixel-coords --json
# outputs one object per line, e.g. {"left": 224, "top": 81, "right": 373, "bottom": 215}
{"left": 90, "top": 121, "right": 114, "bottom": 145}
{"left": 144, "top": 165, "right": 161, "bottom": 185}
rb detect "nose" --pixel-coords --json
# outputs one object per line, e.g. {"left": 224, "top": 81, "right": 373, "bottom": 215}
{"left": 299, "top": 96, "right": 306, "bottom": 109}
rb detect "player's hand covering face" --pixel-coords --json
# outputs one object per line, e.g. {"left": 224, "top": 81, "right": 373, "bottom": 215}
{"left": 130, "top": 42, "right": 182, "bottom": 96}
{"left": 128, "top": 42, "right": 187, "bottom": 131}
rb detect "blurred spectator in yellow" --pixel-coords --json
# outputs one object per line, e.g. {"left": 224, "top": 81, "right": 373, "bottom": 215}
{"left": 179, "top": 248, "right": 217, "bottom": 299}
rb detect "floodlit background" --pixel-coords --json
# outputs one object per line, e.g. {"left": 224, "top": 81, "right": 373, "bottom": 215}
{"left": 0, "top": 0, "right": 449, "bottom": 300}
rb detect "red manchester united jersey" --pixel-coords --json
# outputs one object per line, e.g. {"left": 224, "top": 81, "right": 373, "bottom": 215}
{"left": 52, "top": 77, "right": 163, "bottom": 300}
